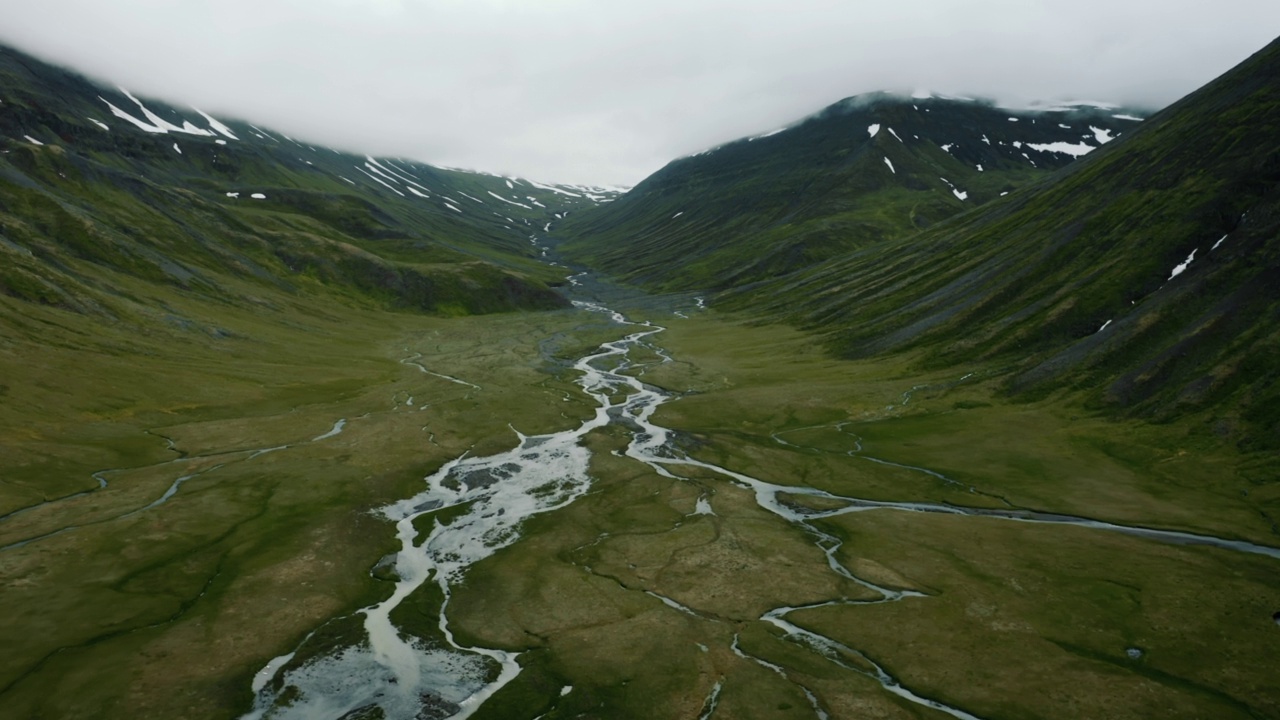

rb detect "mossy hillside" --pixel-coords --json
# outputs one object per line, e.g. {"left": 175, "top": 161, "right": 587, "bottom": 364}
{"left": 0, "top": 154, "right": 569, "bottom": 318}
{"left": 0, "top": 41, "right": 626, "bottom": 321}
{"left": 714, "top": 36, "right": 1280, "bottom": 448}
{"left": 557, "top": 93, "right": 1139, "bottom": 292}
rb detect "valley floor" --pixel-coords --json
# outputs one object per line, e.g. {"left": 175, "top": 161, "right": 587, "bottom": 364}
{"left": 1, "top": 278, "right": 1277, "bottom": 719}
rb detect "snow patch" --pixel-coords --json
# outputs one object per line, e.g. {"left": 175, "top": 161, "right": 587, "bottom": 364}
{"left": 445, "top": 203, "right": 462, "bottom": 213}
{"left": 193, "top": 108, "right": 238, "bottom": 139}
{"left": 172, "top": 143, "right": 182, "bottom": 154}
{"left": 119, "top": 87, "right": 213, "bottom": 136}
{"left": 527, "top": 180, "right": 582, "bottom": 197}
{"left": 248, "top": 124, "right": 278, "bottom": 142}
{"left": 22, "top": 135, "right": 43, "bottom": 145}
{"left": 672, "top": 211, "right": 684, "bottom": 219}
{"left": 87, "top": 118, "right": 110, "bottom": 131}
{"left": 355, "top": 166, "right": 406, "bottom": 196}
{"left": 1113, "top": 114, "right": 1144, "bottom": 121}
{"left": 1089, "top": 126, "right": 1114, "bottom": 144}
{"left": 867, "top": 123, "right": 881, "bottom": 138}
{"left": 1025, "top": 141, "right": 1095, "bottom": 157}
{"left": 1211, "top": 234, "right": 1228, "bottom": 251}
{"left": 251, "top": 193, "right": 266, "bottom": 199}
{"left": 883, "top": 157, "right": 895, "bottom": 174}
{"left": 1168, "top": 249, "right": 1197, "bottom": 280}
{"left": 487, "top": 191, "right": 532, "bottom": 209}
{"left": 887, "top": 127, "right": 903, "bottom": 142}
{"left": 101, "top": 96, "right": 166, "bottom": 133}
{"left": 750, "top": 127, "right": 787, "bottom": 140}
{"left": 953, "top": 189, "right": 968, "bottom": 201}
{"left": 225, "top": 192, "right": 240, "bottom": 198}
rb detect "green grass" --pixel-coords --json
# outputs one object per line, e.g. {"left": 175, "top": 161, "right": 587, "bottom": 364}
{"left": 3, "top": 279, "right": 1277, "bottom": 718}
{"left": 0, "top": 261, "right": 626, "bottom": 718}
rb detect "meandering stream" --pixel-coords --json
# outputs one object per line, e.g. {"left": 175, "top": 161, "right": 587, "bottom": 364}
{"left": 242, "top": 296, "right": 1280, "bottom": 720}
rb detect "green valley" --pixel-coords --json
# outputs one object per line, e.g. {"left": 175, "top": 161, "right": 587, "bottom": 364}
{"left": 1, "top": 29, "right": 1278, "bottom": 720}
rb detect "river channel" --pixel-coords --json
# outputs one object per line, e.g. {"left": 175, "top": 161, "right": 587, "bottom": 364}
{"left": 241, "top": 287, "right": 1280, "bottom": 720}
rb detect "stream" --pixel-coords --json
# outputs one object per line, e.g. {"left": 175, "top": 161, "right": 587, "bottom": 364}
{"left": 241, "top": 296, "right": 1280, "bottom": 720}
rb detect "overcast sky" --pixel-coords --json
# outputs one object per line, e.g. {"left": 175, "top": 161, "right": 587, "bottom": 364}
{"left": 1, "top": 1, "right": 1277, "bottom": 185}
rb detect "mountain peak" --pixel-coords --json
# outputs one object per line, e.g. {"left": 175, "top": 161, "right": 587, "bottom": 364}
{"left": 560, "top": 89, "right": 1144, "bottom": 292}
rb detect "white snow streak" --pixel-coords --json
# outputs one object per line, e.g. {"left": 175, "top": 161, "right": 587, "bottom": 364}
{"left": 194, "top": 108, "right": 239, "bottom": 139}
{"left": 487, "top": 191, "right": 532, "bottom": 209}
{"left": 1168, "top": 249, "right": 1197, "bottom": 280}
{"left": 1025, "top": 141, "right": 1095, "bottom": 157}
{"left": 119, "top": 87, "right": 212, "bottom": 136}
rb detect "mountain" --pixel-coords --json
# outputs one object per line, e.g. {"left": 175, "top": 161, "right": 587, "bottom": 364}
{"left": 703, "top": 37, "right": 1280, "bottom": 451}
{"left": 556, "top": 91, "right": 1145, "bottom": 291}
{"left": 0, "top": 43, "right": 622, "bottom": 320}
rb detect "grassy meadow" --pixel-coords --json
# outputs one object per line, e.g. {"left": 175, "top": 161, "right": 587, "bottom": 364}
{"left": 0, "top": 268, "right": 618, "bottom": 718}
{"left": 2, "top": 283, "right": 1277, "bottom": 719}
{"left": 447, "top": 309, "right": 1280, "bottom": 719}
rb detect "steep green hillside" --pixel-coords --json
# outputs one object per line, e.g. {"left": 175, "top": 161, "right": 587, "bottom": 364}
{"left": 558, "top": 92, "right": 1143, "bottom": 290}
{"left": 0, "top": 42, "right": 631, "bottom": 718}
{"left": 0, "top": 44, "right": 622, "bottom": 318}
{"left": 720, "top": 36, "right": 1280, "bottom": 451}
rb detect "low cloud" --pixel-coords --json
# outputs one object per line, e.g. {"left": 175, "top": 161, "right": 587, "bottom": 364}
{"left": 2, "top": 0, "right": 1276, "bottom": 184}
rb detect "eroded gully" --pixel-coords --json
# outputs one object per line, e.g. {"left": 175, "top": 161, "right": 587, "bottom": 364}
{"left": 242, "top": 297, "right": 1280, "bottom": 720}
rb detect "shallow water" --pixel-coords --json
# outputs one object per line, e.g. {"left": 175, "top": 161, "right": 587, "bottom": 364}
{"left": 243, "top": 296, "right": 1280, "bottom": 720}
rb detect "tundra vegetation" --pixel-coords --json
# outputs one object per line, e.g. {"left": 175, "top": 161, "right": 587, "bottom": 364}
{"left": 1, "top": 34, "right": 1278, "bottom": 720}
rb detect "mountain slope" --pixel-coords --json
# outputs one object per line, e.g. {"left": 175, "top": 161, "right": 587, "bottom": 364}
{"left": 719, "top": 35, "right": 1280, "bottom": 450}
{"left": 557, "top": 92, "right": 1143, "bottom": 291}
{"left": 0, "top": 43, "right": 621, "bottom": 319}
